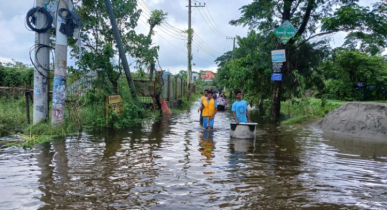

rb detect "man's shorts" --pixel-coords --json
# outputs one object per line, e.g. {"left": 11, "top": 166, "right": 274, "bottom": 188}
{"left": 203, "top": 117, "right": 214, "bottom": 129}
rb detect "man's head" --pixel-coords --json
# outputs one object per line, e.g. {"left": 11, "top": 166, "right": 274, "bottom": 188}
{"left": 207, "top": 91, "right": 213, "bottom": 99}
{"left": 235, "top": 90, "right": 242, "bottom": 100}
{"left": 204, "top": 89, "right": 208, "bottom": 96}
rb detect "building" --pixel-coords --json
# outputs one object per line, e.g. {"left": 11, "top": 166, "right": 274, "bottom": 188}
{"left": 192, "top": 72, "right": 199, "bottom": 81}
{"left": 200, "top": 70, "right": 215, "bottom": 82}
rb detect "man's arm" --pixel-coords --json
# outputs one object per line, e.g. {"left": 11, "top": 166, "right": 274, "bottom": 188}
{"left": 233, "top": 111, "right": 239, "bottom": 124}
{"left": 246, "top": 102, "right": 251, "bottom": 122}
{"left": 198, "top": 98, "right": 203, "bottom": 112}
{"left": 210, "top": 101, "right": 218, "bottom": 120}
{"left": 211, "top": 108, "right": 217, "bottom": 120}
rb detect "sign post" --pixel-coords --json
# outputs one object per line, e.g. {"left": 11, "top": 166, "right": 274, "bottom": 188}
{"left": 271, "top": 20, "right": 296, "bottom": 121}
{"left": 273, "top": 20, "right": 297, "bottom": 45}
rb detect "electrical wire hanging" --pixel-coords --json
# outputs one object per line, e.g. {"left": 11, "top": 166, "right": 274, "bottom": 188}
{"left": 26, "top": 7, "right": 53, "bottom": 33}
{"left": 29, "top": 44, "right": 55, "bottom": 78}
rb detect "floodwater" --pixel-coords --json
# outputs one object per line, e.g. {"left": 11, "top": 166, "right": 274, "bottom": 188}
{"left": 1, "top": 102, "right": 387, "bottom": 210}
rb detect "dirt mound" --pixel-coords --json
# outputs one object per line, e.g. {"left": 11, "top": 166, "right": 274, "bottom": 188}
{"left": 320, "top": 102, "right": 387, "bottom": 140}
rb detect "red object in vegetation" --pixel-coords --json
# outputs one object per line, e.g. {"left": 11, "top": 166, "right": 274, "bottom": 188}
{"left": 161, "top": 99, "right": 172, "bottom": 115}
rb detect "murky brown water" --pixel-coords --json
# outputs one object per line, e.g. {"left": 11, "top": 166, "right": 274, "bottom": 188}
{"left": 1, "top": 102, "right": 387, "bottom": 209}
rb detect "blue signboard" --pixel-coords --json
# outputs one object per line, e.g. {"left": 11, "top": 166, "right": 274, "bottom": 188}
{"left": 272, "top": 49, "right": 286, "bottom": 62}
{"left": 271, "top": 73, "right": 282, "bottom": 81}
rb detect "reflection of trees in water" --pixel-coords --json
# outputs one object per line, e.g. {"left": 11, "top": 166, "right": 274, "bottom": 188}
{"left": 229, "top": 124, "right": 308, "bottom": 209}
{"left": 34, "top": 121, "right": 170, "bottom": 208}
{"left": 322, "top": 133, "right": 387, "bottom": 158}
{"left": 35, "top": 142, "right": 55, "bottom": 208}
{"left": 147, "top": 114, "right": 171, "bottom": 144}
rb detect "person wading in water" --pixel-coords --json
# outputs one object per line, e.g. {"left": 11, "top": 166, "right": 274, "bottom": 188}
{"left": 232, "top": 90, "right": 251, "bottom": 124}
{"left": 200, "top": 91, "right": 218, "bottom": 129}
{"left": 198, "top": 89, "right": 208, "bottom": 122}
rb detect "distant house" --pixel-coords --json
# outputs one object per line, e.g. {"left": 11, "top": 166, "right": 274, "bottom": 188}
{"left": 192, "top": 72, "right": 199, "bottom": 81}
{"left": 200, "top": 70, "right": 215, "bottom": 81}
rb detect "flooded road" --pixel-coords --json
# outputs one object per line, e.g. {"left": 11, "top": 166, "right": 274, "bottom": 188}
{"left": 1, "top": 102, "right": 387, "bottom": 209}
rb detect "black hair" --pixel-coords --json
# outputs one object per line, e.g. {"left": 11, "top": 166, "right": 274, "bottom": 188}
{"left": 235, "top": 90, "right": 241, "bottom": 95}
{"left": 207, "top": 91, "right": 213, "bottom": 95}
{"left": 204, "top": 89, "right": 208, "bottom": 92}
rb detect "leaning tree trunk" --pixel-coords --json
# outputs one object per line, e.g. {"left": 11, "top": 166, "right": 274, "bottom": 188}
{"left": 149, "top": 61, "right": 155, "bottom": 81}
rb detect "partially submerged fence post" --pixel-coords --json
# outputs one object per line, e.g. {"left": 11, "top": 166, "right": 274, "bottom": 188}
{"left": 175, "top": 77, "right": 178, "bottom": 101}
{"left": 167, "top": 74, "right": 171, "bottom": 101}
{"left": 25, "top": 91, "right": 31, "bottom": 124}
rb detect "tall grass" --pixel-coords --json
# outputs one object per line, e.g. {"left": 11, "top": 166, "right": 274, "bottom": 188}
{"left": 281, "top": 98, "right": 345, "bottom": 125}
{"left": 0, "top": 96, "right": 29, "bottom": 135}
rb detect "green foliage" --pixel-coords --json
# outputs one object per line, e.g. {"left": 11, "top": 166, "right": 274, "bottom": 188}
{"left": 217, "top": 0, "right": 387, "bottom": 119}
{"left": 281, "top": 98, "right": 344, "bottom": 125}
{"left": 148, "top": 9, "right": 168, "bottom": 34}
{"left": 0, "top": 61, "right": 34, "bottom": 87}
{"left": 322, "top": 2, "right": 387, "bottom": 55}
{"left": 72, "top": 0, "right": 157, "bottom": 94}
{"left": 319, "top": 50, "right": 387, "bottom": 101}
{"left": 0, "top": 97, "right": 29, "bottom": 134}
{"left": 216, "top": 31, "right": 274, "bottom": 106}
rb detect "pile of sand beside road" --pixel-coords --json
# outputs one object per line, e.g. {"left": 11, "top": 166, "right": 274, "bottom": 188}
{"left": 319, "top": 102, "right": 387, "bottom": 140}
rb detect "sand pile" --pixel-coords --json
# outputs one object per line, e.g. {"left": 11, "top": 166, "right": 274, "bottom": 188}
{"left": 319, "top": 102, "right": 387, "bottom": 140}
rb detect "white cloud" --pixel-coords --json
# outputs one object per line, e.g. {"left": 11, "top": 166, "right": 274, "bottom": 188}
{"left": 0, "top": 0, "right": 383, "bottom": 73}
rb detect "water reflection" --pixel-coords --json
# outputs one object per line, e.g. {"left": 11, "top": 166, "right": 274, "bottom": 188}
{"left": 0, "top": 104, "right": 386, "bottom": 209}
{"left": 199, "top": 130, "right": 215, "bottom": 161}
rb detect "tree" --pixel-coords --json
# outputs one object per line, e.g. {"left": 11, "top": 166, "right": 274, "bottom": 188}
{"left": 176, "top": 70, "right": 187, "bottom": 81}
{"left": 70, "top": 0, "right": 148, "bottom": 94}
{"left": 146, "top": 9, "right": 167, "bottom": 80}
{"left": 320, "top": 50, "right": 387, "bottom": 101}
{"left": 227, "top": 0, "right": 387, "bottom": 120}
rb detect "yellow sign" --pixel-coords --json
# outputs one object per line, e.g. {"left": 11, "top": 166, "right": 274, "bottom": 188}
{"left": 105, "top": 94, "right": 123, "bottom": 116}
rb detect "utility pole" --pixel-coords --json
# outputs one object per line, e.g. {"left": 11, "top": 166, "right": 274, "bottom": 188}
{"left": 105, "top": 0, "right": 136, "bottom": 97}
{"left": 187, "top": 0, "right": 205, "bottom": 99}
{"left": 226, "top": 36, "right": 236, "bottom": 59}
{"left": 33, "top": 0, "right": 50, "bottom": 124}
{"left": 52, "top": 0, "right": 69, "bottom": 125}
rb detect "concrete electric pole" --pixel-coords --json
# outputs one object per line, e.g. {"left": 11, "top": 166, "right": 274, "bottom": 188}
{"left": 105, "top": 0, "right": 136, "bottom": 97}
{"left": 226, "top": 36, "right": 236, "bottom": 60}
{"left": 33, "top": 0, "right": 51, "bottom": 124}
{"left": 187, "top": 0, "right": 205, "bottom": 99}
{"left": 52, "top": 0, "right": 69, "bottom": 124}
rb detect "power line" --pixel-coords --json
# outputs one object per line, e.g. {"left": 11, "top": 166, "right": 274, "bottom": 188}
{"left": 138, "top": 0, "right": 185, "bottom": 34}
{"left": 138, "top": 3, "right": 187, "bottom": 39}
{"left": 192, "top": 40, "right": 218, "bottom": 58}
{"left": 157, "top": 32, "right": 213, "bottom": 64}
{"left": 204, "top": 6, "right": 227, "bottom": 37}
{"left": 197, "top": 8, "right": 224, "bottom": 37}
{"left": 138, "top": 0, "right": 226, "bottom": 58}
{"left": 192, "top": 37, "right": 220, "bottom": 58}
{"left": 194, "top": 33, "right": 221, "bottom": 55}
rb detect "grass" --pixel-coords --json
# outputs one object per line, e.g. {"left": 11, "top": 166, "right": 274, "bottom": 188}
{"left": 280, "top": 98, "right": 346, "bottom": 125}
{"left": 1, "top": 90, "right": 201, "bottom": 147}
{"left": 0, "top": 96, "right": 30, "bottom": 135}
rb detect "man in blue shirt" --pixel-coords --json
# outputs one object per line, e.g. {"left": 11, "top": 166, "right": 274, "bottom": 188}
{"left": 232, "top": 90, "right": 251, "bottom": 124}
